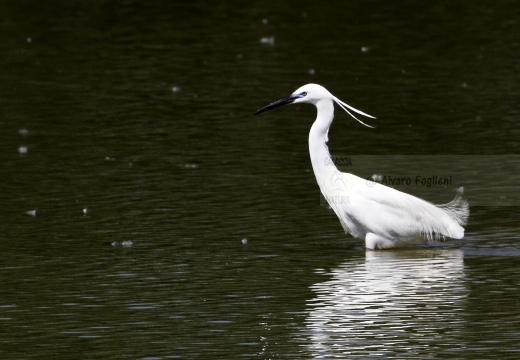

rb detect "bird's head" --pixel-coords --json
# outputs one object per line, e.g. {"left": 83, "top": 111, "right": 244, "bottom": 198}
{"left": 291, "top": 83, "right": 333, "bottom": 105}
{"left": 253, "top": 84, "right": 329, "bottom": 114}
{"left": 254, "top": 83, "right": 375, "bottom": 128}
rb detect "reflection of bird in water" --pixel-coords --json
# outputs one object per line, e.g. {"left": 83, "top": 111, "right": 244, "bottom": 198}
{"left": 306, "top": 249, "right": 466, "bottom": 357}
{"left": 255, "top": 84, "right": 469, "bottom": 249}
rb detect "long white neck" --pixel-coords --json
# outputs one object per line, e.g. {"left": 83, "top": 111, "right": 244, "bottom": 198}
{"left": 308, "top": 99, "right": 338, "bottom": 188}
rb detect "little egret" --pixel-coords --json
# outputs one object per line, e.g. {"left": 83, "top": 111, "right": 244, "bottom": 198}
{"left": 254, "top": 84, "right": 469, "bottom": 249}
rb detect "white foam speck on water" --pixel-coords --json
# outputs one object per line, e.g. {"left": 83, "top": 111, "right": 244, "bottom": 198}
{"left": 111, "top": 241, "right": 133, "bottom": 247}
{"left": 259, "top": 36, "right": 275, "bottom": 46}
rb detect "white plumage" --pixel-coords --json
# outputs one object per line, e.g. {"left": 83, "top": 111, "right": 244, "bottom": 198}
{"left": 255, "top": 83, "right": 469, "bottom": 249}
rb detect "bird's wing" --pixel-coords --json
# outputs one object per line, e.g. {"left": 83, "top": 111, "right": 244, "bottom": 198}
{"left": 339, "top": 174, "right": 468, "bottom": 241}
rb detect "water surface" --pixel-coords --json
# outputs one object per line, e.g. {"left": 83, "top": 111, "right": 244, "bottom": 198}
{"left": 0, "top": 1, "right": 519, "bottom": 358}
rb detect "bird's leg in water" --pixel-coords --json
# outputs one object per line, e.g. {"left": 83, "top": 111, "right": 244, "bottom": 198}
{"left": 365, "top": 233, "right": 395, "bottom": 250}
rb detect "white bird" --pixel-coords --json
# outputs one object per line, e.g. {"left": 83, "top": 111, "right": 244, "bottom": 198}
{"left": 254, "top": 84, "right": 469, "bottom": 249}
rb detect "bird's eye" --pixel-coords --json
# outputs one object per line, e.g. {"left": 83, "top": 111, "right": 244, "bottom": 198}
{"left": 300, "top": 92, "right": 307, "bottom": 97}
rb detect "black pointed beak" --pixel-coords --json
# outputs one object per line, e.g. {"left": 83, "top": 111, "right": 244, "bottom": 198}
{"left": 254, "top": 94, "right": 298, "bottom": 115}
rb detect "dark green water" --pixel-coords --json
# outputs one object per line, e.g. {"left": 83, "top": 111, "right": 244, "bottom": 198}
{"left": 1, "top": 1, "right": 519, "bottom": 358}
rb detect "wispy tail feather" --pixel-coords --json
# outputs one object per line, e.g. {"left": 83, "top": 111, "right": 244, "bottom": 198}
{"left": 438, "top": 189, "right": 469, "bottom": 226}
